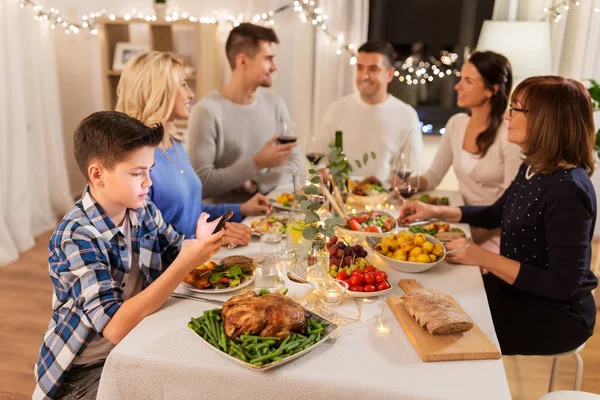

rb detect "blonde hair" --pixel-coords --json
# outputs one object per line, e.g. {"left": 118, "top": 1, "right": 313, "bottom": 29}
{"left": 115, "top": 51, "right": 184, "bottom": 141}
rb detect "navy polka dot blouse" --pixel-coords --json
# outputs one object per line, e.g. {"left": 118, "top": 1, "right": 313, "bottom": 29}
{"left": 460, "top": 163, "right": 598, "bottom": 328}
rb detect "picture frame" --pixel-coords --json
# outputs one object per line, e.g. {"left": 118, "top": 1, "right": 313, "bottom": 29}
{"left": 112, "top": 42, "right": 149, "bottom": 71}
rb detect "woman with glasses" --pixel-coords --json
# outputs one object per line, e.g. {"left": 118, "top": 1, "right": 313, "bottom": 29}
{"left": 416, "top": 51, "right": 522, "bottom": 253}
{"left": 399, "top": 76, "right": 597, "bottom": 355}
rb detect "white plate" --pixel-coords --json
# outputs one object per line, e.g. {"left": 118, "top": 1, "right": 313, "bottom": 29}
{"left": 179, "top": 274, "right": 255, "bottom": 294}
{"left": 268, "top": 190, "right": 293, "bottom": 211}
{"left": 366, "top": 234, "right": 446, "bottom": 274}
{"left": 346, "top": 280, "right": 393, "bottom": 298}
{"left": 244, "top": 214, "right": 288, "bottom": 238}
{"left": 189, "top": 308, "right": 338, "bottom": 370}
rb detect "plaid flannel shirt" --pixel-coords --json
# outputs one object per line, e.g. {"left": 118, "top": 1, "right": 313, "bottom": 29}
{"left": 33, "top": 187, "right": 184, "bottom": 399}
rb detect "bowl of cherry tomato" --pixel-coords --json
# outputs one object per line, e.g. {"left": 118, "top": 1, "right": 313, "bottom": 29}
{"left": 335, "top": 265, "right": 392, "bottom": 298}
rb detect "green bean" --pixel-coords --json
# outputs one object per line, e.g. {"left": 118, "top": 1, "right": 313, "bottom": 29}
{"left": 249, "top": 349, "right": 283, "bottom": 364}
{"left": 241, "top": 335, "right": 281, "bottom": 341}
{"left": 277, "top": 335, "right": 291, "bottom": 350}
{"left": 310, "top": 327, "right": 323, "bottom": 334}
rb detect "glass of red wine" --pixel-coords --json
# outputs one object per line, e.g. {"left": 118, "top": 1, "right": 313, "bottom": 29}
{"left": 393, "top": 155, "right": 419, "bottom": 205}
{"left": 276, "top": 120, "right": 298, "bottom": 145}
{"left": 305, "top": 135, "right": 325, "bottom": 166}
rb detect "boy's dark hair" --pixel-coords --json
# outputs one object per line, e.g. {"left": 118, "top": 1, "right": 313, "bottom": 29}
{"left": 358, "top": 40, "right": 397, "bottom": 67}
{"left": 73, "top": 111, "right": 163, "bottom": 178}
{"left": 225, "top": 22, "right": 279, "bottom": 70}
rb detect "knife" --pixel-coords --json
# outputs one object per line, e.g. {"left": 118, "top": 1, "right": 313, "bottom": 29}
{"left": 170, "top": 292, "right": 225, "bottom": 306}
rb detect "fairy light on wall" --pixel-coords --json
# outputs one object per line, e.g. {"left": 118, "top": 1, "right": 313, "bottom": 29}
{"left": 393, "top": 51, "right": 460, "bottom": 86}
{"left": 543, "top": 0, "right": 584, "bottom": 22}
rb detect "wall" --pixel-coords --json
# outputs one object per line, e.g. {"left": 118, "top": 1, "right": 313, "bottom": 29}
{"left": 46, "top": 0, "right": 316, "bottom": 196}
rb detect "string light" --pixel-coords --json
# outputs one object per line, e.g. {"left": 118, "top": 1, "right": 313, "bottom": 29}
{"left": 395, "top": 50, "right": 460, "bottom": 86}
{"left": 542, "top": 0, "right": 582, "bottom": 22}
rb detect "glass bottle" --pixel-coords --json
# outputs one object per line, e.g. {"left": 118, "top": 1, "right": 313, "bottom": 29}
{"left": 333, "top": 130, "right": 349, "bottom": 202}
{"left": 305, "top": 234, "right": 330, "bottom": 295}
{"left": 286, "top": 170, "right": 311, "bottom": 256}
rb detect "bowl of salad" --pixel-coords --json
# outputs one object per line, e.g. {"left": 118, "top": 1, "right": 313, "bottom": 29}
{"left": 335, "top": 210, "right": 397, "bottom": 239}
{"left": 347, "top": 176, "right": 389, "bottom": 207}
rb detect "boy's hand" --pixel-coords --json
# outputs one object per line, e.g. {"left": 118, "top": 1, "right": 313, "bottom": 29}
{"left": 195, "top": 212, "right": 220, "bottom": 239}
{"left": 179, "top": 230, "right": 225, "bottom": 271}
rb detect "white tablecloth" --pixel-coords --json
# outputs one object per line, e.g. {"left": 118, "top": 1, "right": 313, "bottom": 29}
{"left": 97, "top": 191, "right": 511, "bottom": 400}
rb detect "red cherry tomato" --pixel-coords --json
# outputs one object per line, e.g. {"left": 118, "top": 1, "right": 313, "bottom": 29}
{"left": 350, "top": 269, "right": 364, "bottom": 277}
{"left": 349, "top": 285, "right": 364, "bottom": 292}
{"left": 364, "top": 266, "right": 376, "bottom": 274}
{"left": 363, "top": 284, "right": 376, "bottom": 292}
{"left": 349, "top": 219, "right": 362, "bottom": 231}
{"left": 364, "top": 225, "right": 382, "bottom": 233}
{"left": 375, "top": 270, "right": 388, "bottom": 283}
{"left": 376, "top": 281, "right": 391, "bottom": 291}
{"left": 343, "top": 279, "right": 352, "bottom": 287}
{"left": 363, "top": 272, "right": 376, "bottom": 285}
{"left": 336, "top": 271, "right": 348, "bottom": 281}
{"left": 349, "top": 274, "right": 364, "bottom": 286}
{"left": 354, "top": 215, "right": 368, "bottom": 223}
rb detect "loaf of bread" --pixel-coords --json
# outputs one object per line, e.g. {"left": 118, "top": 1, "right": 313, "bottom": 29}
{"left": 400, "top": 289, "right": 473, "bottom": 335}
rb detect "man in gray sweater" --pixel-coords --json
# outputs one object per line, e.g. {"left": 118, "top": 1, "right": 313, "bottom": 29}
{"left": 187, "top": 23, "right": 303, "bottom": 204}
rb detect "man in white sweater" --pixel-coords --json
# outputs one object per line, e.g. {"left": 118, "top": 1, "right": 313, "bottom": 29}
{"left": 187, "top": 23, "right": 303, "bottom": 203}
{"left": 317, "top": 41, "right": 424, "bottom": 182}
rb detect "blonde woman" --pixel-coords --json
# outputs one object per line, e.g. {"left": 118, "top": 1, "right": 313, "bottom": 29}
{"left": 116, "top": 51, "right": 270, "bottom": 244}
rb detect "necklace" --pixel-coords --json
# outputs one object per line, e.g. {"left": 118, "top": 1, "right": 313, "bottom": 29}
{"left": 525, "top": 165, "right": 535, "bottom": 180}
{"left": 160, "top": 140, "right": 184, "bottom": 174}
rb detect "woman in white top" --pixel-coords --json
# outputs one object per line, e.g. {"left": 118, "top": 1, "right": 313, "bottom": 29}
{"left": 419, "top": 51, "right": 522, "bottom": 252}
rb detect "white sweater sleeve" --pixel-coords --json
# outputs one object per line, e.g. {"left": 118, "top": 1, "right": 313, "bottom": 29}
{"left": 401, "top": 108, "right": 425, "bottom": 173}
{"left": 422, "top": 117, "right": 456, "bottom": 189}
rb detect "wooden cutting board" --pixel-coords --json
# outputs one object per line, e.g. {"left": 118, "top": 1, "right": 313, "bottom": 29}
{"left": 386, "top": 279, "right": 501, "bottom": 362}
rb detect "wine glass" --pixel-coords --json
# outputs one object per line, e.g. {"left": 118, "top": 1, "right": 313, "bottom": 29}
{"left": 393, "top": 156, "right": 420, "bottom": 205}
{"left": 306, "top": 135, "right": 326, "bottom": 166}
{"left": 277, "top": 119, "right": 297, "bottom": 145}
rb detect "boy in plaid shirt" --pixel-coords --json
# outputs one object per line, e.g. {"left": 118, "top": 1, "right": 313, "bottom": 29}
{"left": 34, "top": 111, "right": 225, "bottom": 399}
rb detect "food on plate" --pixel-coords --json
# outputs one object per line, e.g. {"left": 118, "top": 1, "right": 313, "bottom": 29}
{"left": 325, "top": 236, "right": 391, "bottom": 292}
{"left": 188, "top": 292, "right": 330, "bottom": 366}
{"left": 348, "top": 176, "right": 387, "bottom": 196}
{"left": 343, "top": 211, "right": 396, "bottom": 233}
{"left": 251, "top": 215, "right": 288, "bottom": 234}
{"left": 221, "top": 291, "right": 307, "bottom": 339}
{"left": 374, "top": 231, "right": 444, "bottom": 263}
{"left": 412, "top": 193, "right": 450, "bottom": 205}
{"left": 408, "top": 221, "right": 465, "bottom": 242}
{"left": 399, "top": 288, "right": 474, "bottom": 335}
{"left": 275, "top": 193, "right": 294, "bottom": 207}
{"left": 183, "top": 256, "right": 255, "bottom": 289}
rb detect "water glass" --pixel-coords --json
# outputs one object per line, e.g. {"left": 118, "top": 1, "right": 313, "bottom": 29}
{"left": 260, "top": 231, "right": 283, "bottom": 255}
{"left": 254, "top": 260, "right": 279, "bottom": 293}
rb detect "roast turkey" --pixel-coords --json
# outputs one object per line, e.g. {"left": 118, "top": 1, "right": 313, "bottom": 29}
{"left": 221, "top": 292, "right": 307, "bottom": 339}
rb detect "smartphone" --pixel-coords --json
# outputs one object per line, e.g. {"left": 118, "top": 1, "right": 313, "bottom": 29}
{"left": 212, "top": 208, "right": 234, "bottom": 234}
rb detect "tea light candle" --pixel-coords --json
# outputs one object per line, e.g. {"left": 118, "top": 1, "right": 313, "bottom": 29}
{"left": 322, "top": 288, "right": 343, "bottom": 304}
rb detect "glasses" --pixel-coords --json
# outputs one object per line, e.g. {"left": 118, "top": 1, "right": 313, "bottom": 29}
{"left": 509, "top": 105, "right": 529, "bottom": 117}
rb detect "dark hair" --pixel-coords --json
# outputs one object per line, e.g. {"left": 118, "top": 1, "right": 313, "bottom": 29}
{"left": 73, "top": 111, "right": 163, "bottom": 179}
{"left": 358, "top": 40, "right": 396, "bottom": 67}
{"left": 512, "top": 76, "right": 595, "bottom": 176}
{"left": 467, "top": 51, "right": 513, "bottom": 156}
{"left": 225, "top": 23, "right": 279, "bottom": 70}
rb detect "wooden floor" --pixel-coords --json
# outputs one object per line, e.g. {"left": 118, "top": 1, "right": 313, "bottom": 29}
{"left": 1, "top": 231, "right": 599, "bottom": 399}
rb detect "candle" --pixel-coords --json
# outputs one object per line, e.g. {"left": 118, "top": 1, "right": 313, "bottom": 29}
{"left": 322, "top": 288, "right": 343, "bottom": 304}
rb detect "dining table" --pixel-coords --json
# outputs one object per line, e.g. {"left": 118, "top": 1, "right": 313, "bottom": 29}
{"left": 96, "top": 189, "right": 512, "bottom": 400}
